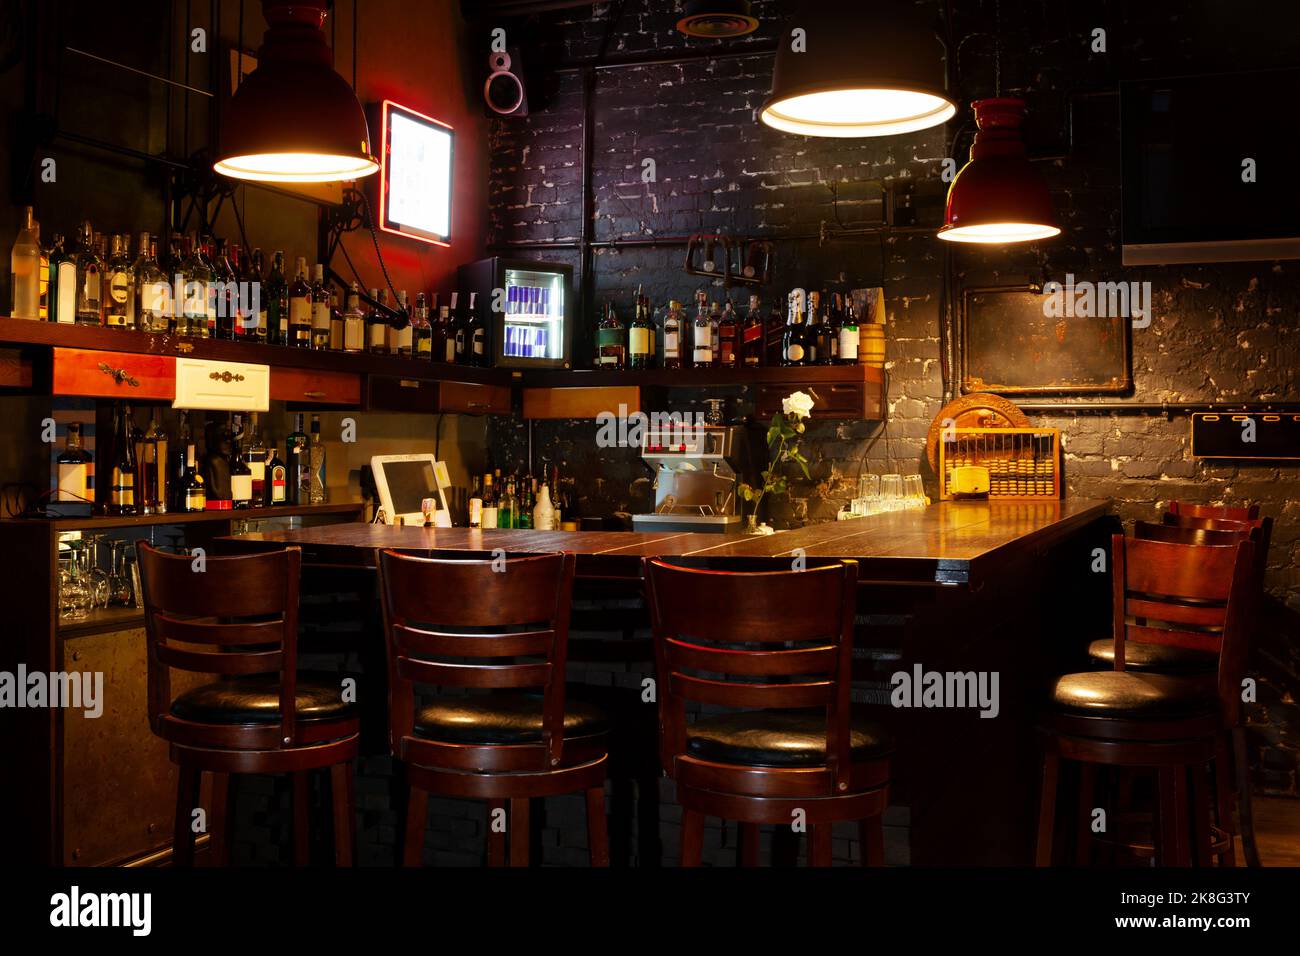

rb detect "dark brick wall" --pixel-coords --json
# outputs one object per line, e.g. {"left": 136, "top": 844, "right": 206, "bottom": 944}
{"left": 482, "top": 1, "right": 1300, "bottom": 799}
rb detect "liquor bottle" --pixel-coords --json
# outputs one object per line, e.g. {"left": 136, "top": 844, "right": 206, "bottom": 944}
{"left": 718, "top": 299, "right": 739, "bottom": 368}
{"left": 49, "top": 233, "right": 76, "bottom": 324}
{"left": 246, "top": 412, "right": 267, "bottom": 507}
{"left": 412, "top": 292, "right": 432, "bottom": 359}
{"left": 430, "top": 294, "right": 452, "bottom": 363}
{"left": 517, "top": 480, "right": 533, "bottom": 530}
{"left": 498, "top": 478, "right": 517, "bottom": 528}
{"left": 171, "top": 410, "right": 192, "bottom": 510}
{"left": 212, "top": 240, "right": 236, "bottom": 340}
{"left": 74, "top": 221, "right": 103, "bottom": 326}
{"left": 532, "top": 483, "right": 555, "bottom": 531}
{"left": 342, "top": 282, "right": 365, "bottom": 353}
{"left": 329, "top": 289, "right": 343, "bottom": 350}
{"left": 202, "top": 415, "right": 233, "bottom": 504}
{"left": 229, "top": 420, "right": 253, "bottom": 510}
{"left": 134, "top": 417, "right": 167, "bottom": 515}
{"left": 805, "top": 291, "right": 822, "bottom": 364}
{"left": 285, "top": 413, "right": 308, "bottom": 506}
{"left": 465, "top": 292, "right": 487, "bottom": 366}
{"left": 225, "top": 244, "right": 245, "bottom": 338}
{"left": 782, "top": 297, "right": 808, "bottom": 367}
{"left": 597, "top": 301, "right": 625, "bottom": 370}
{"left": 180, "top": 236, "right": 210, "bottom": 337}
{"left": 452, "top": 291, "right": 467, "bottom": 361}
{"left": 288, "top": 256, "right": 312, "bottom": 347}
{"left": 741, "top": 294, "right": 764, "bottom": 367}
{"left": 55, "top": 422, "right": 92, "bottom": 503}
{"left": 109, "top": 404, "right": 137, "bottom": 516}
{"left": 766, "top": 300, "right": 785, "bottom": 366}
{"left": 308, "top": 263, "right": 330, "bottom": 349}
{"left": 248, "top": 248, "right": 268, "bottom": 343}
{"left": 266, "top": 251, "right": 288, "bottom": 345}
{"left": 180, "top": 443, "right": 207, "bottom": 513}
{"left": 394, "top": 290, "right": 414, "bottom": 357}
{"left": 628, "top": 287, "right": 654, "bottom": 370}
{"left": 9, "top": 205, "right": 41, "bottom": 320}
{"left": 708, "top": 301, "right": 722, "bottom": 365}
{"left": 837, "top": 297, "right": 859, "bottom": 365}
{"left": 135, "top": 234, "right": 169, "bottom": 334}
{"left": 818, "top": 291, "right": 839, "bottom": 365}
{"left": 264, "top": 443, "right": 288, "bottom": 506}
{"left": 308, "top": 413, "right": 327, "bottom": 504}
{"left": 198, "top": 238, "right": 220, "bottom": 336}
{"left": 692, "top": 294, "right": 713, "bottom": 368}
{"left": 662, "top": 299, "right": 684, "bottom": 369}
{"left": 366, "top": 288, "right": 388, "bottom": 355}
{"left": 103, "top": 234, "right": 134, "bottom": 329}
{"left": 468, "top": 475, "right": 483, "bottom": 528}
{"left": 481, "top": 473, "right": 498, "bottom": 530}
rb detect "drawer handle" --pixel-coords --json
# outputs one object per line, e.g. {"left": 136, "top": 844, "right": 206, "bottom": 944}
{"left": 97, "top": 363, "right": 139, "bottom": 387}
{"left": 174, "top": 342, "right": 194, "bottom": 354}
{"left": 399, "top": 379, "right": 421, "bottom": 388}
{"left": 303, "top": 390, "right": 326, "bottom": 399}
{"left": 208, "top": 370, "right": 246, "bottom": 384}
{"left": 466, "top": 401, "right": 487, "bottom": 409}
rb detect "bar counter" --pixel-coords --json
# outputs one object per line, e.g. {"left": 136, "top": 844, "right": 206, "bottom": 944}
{"left": 237, "top": 498, "right": 1112, "bottom": 585}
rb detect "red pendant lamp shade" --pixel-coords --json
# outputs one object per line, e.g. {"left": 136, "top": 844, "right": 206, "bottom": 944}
{"left": 937, "top": 98, "right": 1059, "bottom": 244}
{"left": 214, "top": 0, "right": 378, "bottom": 183}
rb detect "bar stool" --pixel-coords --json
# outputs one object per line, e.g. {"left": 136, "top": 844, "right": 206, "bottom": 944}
{"left": 643, "top": 556, "right": 892, "bottom": 867}
{"left": 376, "top": 549, "right": 609, "bottom": 867}
{"left": 1167, "top": 500, "right": 1259, "bottom": 521}
{"left": 1036, "top": 534, "right": 1255, "bottom": 866}
{"left": 136, "top": 542, "right": 359, "bottom": 866}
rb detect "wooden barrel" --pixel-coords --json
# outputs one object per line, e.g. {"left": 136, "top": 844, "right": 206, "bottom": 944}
{"left": 859, "top": 323, "right": 886, "bottom": 368}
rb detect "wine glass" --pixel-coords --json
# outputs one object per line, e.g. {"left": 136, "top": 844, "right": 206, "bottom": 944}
{"left": 59, "top": 548, "right": 91, "bottom": 622}
{"left": 107, "top": 540, "right": 134, "bottom": 607}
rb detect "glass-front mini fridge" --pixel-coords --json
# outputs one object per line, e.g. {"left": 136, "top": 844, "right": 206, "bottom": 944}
{"left": 458, "top": 257, "right": 574, "bottom": 369}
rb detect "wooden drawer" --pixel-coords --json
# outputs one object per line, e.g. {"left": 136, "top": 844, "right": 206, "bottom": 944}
{"left": 755, "top": 381, "right": 883, "bottom": 420}
{"left": 367, "top": 375, "right": 510, "bottom": 415}
{"left": 523, "top": 385, "right": 641, "bottom": 420}
{"left": 52, "top": 348, "right": 175, "bottom": 401}
{"left": 271, "top": 366, "right": 361, "bottom": 406}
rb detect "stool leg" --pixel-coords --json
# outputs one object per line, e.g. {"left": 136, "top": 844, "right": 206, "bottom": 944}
{"left": 1213, "top": 735, "right": 1237, "bottom": 867}
{"left": 1035, "top": 753, "right": 1060, "bottom": 866}
{"left": 1156, "top": 766, "right": 1191, "bottom": 866}
{"left": 292, "top": 771, "right": 311, "bottom": 866}
{"left": 680, "top": 809, "right": 704, "bottom": 867}
{"left": 1076, "top": 763, "right": 1097, "bottom": 866}
{"left": 586, "top": 785, "right": 610, "bottom": 867}
{"left": 330, "top": 762, "right": 355, "bottom": 867}
{"left": 739, "top": 823, "right": 760, "bottom": 867}
{"left": 487, "top": 800, "right": 506, "bottom": 866}
{"left": 402, "top": 784, "right": 427, "bottom": 867}
{"left": 1232, "top": 726, "right": 1262, "bottom": 867}
{"left": 808, "top": 824, "right": 833, "bottom": 867}
{"left": 1189, "top": 762, "right": 1213, "bottom": 867}
{"left": 208, "top": 772, "right": 232, "bottom": 867}
{"left": 172, "top": 762, "right": 199, "bottom": 867}
{"left": 509, "top": 797, "right": 530, "bottom": 867}
{"left": 859, "top": 815, "right": 885, "bottom": 866}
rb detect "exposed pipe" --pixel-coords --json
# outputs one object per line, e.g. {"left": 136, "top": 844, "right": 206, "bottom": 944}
{"left": 1018, "top": 402, "right": 1300, "bottom": 416}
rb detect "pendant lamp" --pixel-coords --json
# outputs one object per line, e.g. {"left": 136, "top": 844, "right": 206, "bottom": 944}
{"left": 214, "top": 0, "right": 379, "bottom": 184}
{"left": 760, "top": 1, "right": 956, "bottom": 138}
{"left": 936, "top": 98, "right": 1059, "bottom": 244}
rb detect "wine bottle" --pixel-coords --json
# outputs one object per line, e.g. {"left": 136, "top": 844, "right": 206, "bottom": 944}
{"left": 288, "top": 256, "right": 312, "bottom": 348}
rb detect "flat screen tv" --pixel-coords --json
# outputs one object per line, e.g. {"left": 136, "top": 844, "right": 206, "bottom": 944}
{"left": 377, "top": 99, "right": 453, "bottom": 247}
{"left": 1121, "top": 68, "right": 1300, "bottom": 265}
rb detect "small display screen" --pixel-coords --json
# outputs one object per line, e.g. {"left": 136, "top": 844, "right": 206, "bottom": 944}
{"left": 381, "top": 101, "right": 453, "bottom": 245}
{"left": 383, "top": 460, "right": 437, "bottom": 517}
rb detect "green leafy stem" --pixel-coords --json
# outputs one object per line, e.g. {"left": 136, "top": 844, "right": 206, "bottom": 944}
{"left": 738, "top": 409, "right": 810, "bottom": 518}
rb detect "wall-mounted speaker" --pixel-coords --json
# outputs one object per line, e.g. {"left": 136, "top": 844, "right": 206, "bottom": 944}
{"left": 484, "top": 48, "right": 529, "bottom": 118}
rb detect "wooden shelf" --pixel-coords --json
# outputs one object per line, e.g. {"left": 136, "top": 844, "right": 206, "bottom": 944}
{"left": 59, "top": 605, "right": 144, "bottom": 638}
{"left": 521, "top": 363, "right": 884, "bottom": 389}
{"left": 3, "top": 502, "right": 365, "bottom": 532}
{"left": 0, "top": 316, "right": 511, "bottom": 388}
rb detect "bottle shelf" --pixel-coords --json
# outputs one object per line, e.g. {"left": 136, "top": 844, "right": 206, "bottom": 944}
{"left": 4, "top": 501, "right": 365, "bottom": 532}
{"left": 523, "top": 363, "right": 884, "bottom": 389}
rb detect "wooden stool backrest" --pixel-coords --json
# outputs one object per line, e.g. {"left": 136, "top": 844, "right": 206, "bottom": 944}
{"left": 642, "top": 556, "right": 858, "bottom": 792}
{"left": 1111, "top": 534, "right": 1256, "bottom": 724}
{"left": 1134, "top": 520, "right": 1250, "bottom": 548}
{"left": 1167, "top": 501, "right": 1259, "bottom": 521}
{"left": 136, "top": 540, "right": 302, "bottom": 742}
{"left": 376, "top": 549, "right": 576, "bottom": 773}
{"left": 1161, "top": 513, "right": 1272, "bottom": 586}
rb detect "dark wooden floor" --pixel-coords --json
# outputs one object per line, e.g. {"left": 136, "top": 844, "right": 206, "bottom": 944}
{"left": 1249, "top": 797, "right": 1300, "bottom": 867}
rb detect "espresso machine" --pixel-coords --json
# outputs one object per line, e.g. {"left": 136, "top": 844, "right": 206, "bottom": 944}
{"left": 633, "top": 423, "right": 755, "bottom": 533}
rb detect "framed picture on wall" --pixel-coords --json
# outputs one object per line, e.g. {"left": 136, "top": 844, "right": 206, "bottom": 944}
{"left": 960, "top": 284, "right": 1134, "bottom": 395}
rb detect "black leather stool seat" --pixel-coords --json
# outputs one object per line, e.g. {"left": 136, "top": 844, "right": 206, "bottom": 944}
{"left": 686, "top": 707, "right": 893, "bottom": 768}
{"left": 1087, "top": 638, "right": 1218, "bottom": 673}
{"left": 413, "top": 693, "right": 608, "bottom": 745}
{"left": 1049, "top": 671, "right": 1218, "bottom": 719}
{"left": 170, "top": 673, "right": 355, "bottom": 724}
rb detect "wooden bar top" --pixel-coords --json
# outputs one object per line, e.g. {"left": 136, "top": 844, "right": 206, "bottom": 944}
{"left": 237, "top": 498, "right": 1111, "bottom": 586}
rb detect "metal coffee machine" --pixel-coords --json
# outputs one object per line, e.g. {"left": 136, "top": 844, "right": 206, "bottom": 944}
{"left": 633, "top": 423, "right": 754, "bottom": 533}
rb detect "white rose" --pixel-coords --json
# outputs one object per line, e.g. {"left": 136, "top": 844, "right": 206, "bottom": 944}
{"left": 782, "top": 391, "right": 815, "bottom": 419}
